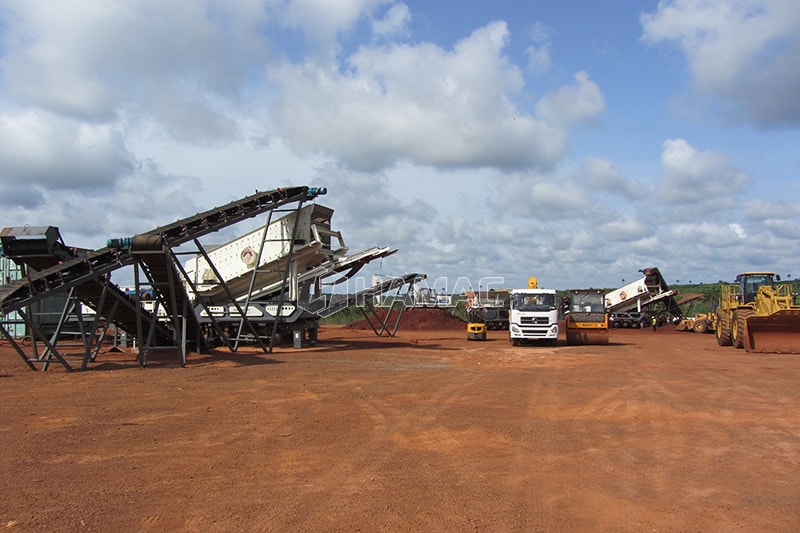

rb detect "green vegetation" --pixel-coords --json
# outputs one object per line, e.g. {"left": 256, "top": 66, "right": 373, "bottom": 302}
{"left": 320, "top": 294, "right": 468, "bottom": 325}
{"left": 670, "top": 282, "right": 722, "bottom": 315}
{"left": 319, "top": 278, "right": 800, "bottom": 326}
{"left": 658, "top": 279, "right": 799, "bottom": 316}
{"left": 320, "top": 305, "right": 367, "bottom": 325}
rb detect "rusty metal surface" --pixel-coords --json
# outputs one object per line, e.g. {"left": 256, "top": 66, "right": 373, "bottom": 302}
{"left": 566, "top": 329, "right": 609, "bottom": 345}
{"left": 744, "top": 311, "right": 800, "bottom": 353}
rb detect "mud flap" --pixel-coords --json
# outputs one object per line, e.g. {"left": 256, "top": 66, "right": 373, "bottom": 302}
{"left": 744, "top": 311, "right": 800, "bottom": 354}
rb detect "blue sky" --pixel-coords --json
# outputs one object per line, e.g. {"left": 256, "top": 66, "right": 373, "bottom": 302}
{"left": 0, "top": 0, "right": 798, "bottom": 291}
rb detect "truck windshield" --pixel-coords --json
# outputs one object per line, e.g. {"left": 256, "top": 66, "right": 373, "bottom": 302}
{"left": 513, "top": 293, "right": 556, "bottom": 311}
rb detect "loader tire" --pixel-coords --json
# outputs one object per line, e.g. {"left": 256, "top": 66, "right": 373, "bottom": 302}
{"left": 716, "top": 312, "right": 732, "bottom": 346}
{"left": 732, "top": 309, "right": 753, "bottom": 349}
{"left": 693, "top": 320, "right": 708, "bottom": 334}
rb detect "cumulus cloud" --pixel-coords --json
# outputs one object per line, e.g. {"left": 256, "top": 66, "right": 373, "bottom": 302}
{"left": 659, "top": 138, "right": 750, "bottom": 206}
{"left": 271, "top": 21, "right": 602, "bottom": 172}
{"left": 268, "top": 0, "right": 393, "bottom": 46}
{"left": 0, "top": 159, "right": 201, "bottom": 247}
{"left": 0, "top": 0, "right": 268, "bottom": 140}
{"left": 744, "top": 199, "right": 800, "bottom": 221}
{"left": 670, "top": 221, "right": 745, "bottom": 247}
{"left": 534, "top": 71, "right": 605, "bottom": 128}
{"left": 597, "top": 217, "right": 652, "bottom": 242}
{"left": 490, "top": 173, "right": 590, "bottom": 221}
{"left": 0, "top": 110, "right": 136, "bottom": 190}
{"left": 526, "top": 21, "right": 552, "bottom": 74}
{"left": 371, "top": 3, "right": 411, "bottom": 38}
{"left": 744, "top": 199, "right": 800, "bottom": 239}
{"left": 641, "top": 0, "right": 800, "bottom": 127}
{"left": 582, "top": 157, "right": 646, "bottom": 201}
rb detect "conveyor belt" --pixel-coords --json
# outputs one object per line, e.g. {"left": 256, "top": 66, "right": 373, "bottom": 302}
{"left": 0, "top": 228, "right": 174, "bottom": 346}
{"left": 0, "top": 247, "right": 133, "bottom": 313}
{"left": 0, "top": 186, "right": 325, "bottom": 346}
{"left": 308, "top": 273, "right": 425, "bottom": 318}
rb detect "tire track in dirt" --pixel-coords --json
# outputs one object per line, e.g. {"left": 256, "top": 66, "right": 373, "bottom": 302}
{"left": 258, "top": 359, "right": 491, "bottom": 530}
{"left": 503, "top": 364, "right": 565, "bottom": 530}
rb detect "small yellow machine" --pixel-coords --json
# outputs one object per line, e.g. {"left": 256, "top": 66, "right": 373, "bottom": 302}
{"left": 564, "top": 289, "right": 609, "bottom": 345}
{"left": 675, "top": 313, "right": 716, "bottom": 333}
{"left": 467, "top": 322, "right": 487, "bottom": 341}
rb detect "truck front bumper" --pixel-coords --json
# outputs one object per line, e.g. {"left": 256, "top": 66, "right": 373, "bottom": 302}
{"left": 509, "top": 323, "right": 559, "bottom": 340}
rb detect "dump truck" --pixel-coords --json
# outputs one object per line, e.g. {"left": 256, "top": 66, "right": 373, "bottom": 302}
{"left": 715, "top": 272, "right": 800, "bottom": 353}
{"left": 564, "top": 289, "right": 609, "bottom": 345}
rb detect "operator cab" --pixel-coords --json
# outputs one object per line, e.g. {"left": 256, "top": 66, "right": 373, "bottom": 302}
{"left": 735, "top": 272, "right": 778, "bottom": 304}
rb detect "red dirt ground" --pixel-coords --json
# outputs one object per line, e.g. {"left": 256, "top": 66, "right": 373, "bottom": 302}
{"left": 1, "top": 321, "right": 799, "bottom": 532}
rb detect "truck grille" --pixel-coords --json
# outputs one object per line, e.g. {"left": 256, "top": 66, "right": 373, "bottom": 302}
{"left": 520, "top": 316, "right": 550, "bottom": 325}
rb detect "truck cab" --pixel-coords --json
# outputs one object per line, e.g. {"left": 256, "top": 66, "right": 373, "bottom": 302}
{"left": 508, "top": 278, "right": 559, "bottom": 346}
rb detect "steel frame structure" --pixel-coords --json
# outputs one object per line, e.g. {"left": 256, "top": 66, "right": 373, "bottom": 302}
{"left": 1, "top": 186, "right": 422, "bottom": 371}
{"left": 0, "top": 186, "right": 325, "bottom": 370}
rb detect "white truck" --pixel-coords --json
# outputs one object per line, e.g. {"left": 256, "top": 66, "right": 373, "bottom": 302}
{"left": 508, "top": 277, "right": 559, "bottom": 346}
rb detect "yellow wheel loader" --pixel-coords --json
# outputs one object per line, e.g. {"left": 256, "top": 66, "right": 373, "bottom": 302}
{"left": 715, "top": 272, "right": 800, "bottom": 353}
{"left": 675, "top": 313, "right": 716, "bottom": 333}
{"left": 564, "top": 289, "right": 609, "bottom": 345}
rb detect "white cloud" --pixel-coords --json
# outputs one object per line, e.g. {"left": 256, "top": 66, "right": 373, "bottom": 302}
{"left": 670, "top": 221, "right": 745, "bottom": 247}
{"left": 744, "top": 199, "right": 800, "bottom": 221}
{"left": 526, "top": 21, "right": 552, "bottom": 74}
{"left": 0, "top": 0, "right": 269, "bottom": 138}
{"left": 659, "top": 138, "right": 750, "bottom": 206}
{"left": 597, "top": 218, "right": 651, "bottom": 243}
{"left": 582, "top": 157, "right": 646, "bottom": 201}
{"left": 728, "top": 223, "right": 747, "bottom": 239}
{"left": 534, "top": 71, "right": 605, "bottom": 128}
{"left": 641, "top": 0, "right": 800, "bottom": 127}
{"left": 744, "top": 200, "right": 800, "bottom": 239}
{"left": 271, "top": 21, "right": 577, "bottom": 171}
{"left": 0, "top": 159, "right": 201, "bottom": 247}
{"left": 268, "top": 0, "right": 393, "bottom": 45}
{"left": 371, "top": 3, "right": 411, "bottom": 38}
{"left": 0, "top": 110, "right": 135, "bottom": 193}
{"left": 490, "top": 173, "right": 590, "bottom": 221}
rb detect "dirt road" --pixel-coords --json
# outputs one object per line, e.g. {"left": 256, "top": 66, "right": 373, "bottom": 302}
{"left": 1, "top": 324, "right": 799, "bottom": 531}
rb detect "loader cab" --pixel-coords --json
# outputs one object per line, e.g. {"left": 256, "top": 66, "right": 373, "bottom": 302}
{"left": 735, "top": 272, "right": 775, "bottom": 305}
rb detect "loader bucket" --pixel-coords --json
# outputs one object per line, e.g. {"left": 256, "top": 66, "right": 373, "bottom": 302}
{"left": 566, "top": 328, "right": 609, "bottom": 346}
{"left": 744, "top": 310, "right": 800, "bottom": 354}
